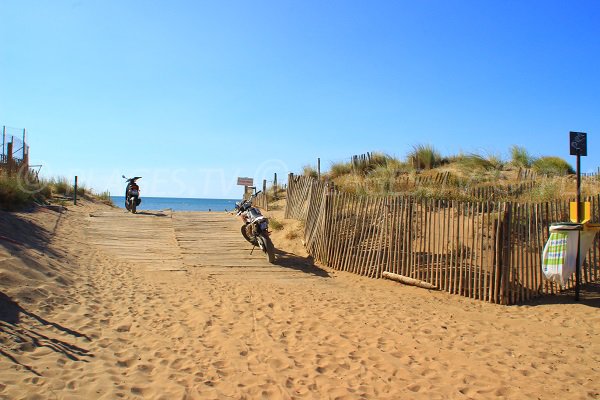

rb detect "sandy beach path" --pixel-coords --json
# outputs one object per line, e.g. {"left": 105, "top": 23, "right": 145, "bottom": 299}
{"left": 1, "top": 204, "right": 599, "bottom": 399}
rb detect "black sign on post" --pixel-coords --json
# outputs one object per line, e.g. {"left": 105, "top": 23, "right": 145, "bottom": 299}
{"left": 570, "top": 131, "right": 587, "bottom": 302}
{"left": 570, "top": 131, "right": 587, "bottom": 156}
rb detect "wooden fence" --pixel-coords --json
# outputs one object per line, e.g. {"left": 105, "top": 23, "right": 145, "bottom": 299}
{"left": 253, "top": 191, "right": 269, "bottom": 210}
{"left": 285, "top": 174, "right": 600, "bottom": 305}
{"left": 1, "top": 129, "right": 29, "bottom": 176}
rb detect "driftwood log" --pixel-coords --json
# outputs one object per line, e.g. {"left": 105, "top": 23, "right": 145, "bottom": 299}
{"left": 382, "top": 272, "right": 438, "bottom": 290}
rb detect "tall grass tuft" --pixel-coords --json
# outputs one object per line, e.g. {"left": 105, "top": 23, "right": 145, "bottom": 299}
{"left": 510, "top": 145, "right": 533, "bottom": 168}
{"left": 330, "top": 162, "right": 353, "bottom": 179}
{"left": 454, "top": 153, "right": 504, "bottom": 171}
{"left": 49, "top": 177, "right": 71, "bottom": 195}
{"left": 0, "top": 174, "right": 49, "bottom": 210}
{"left": 302, "top": 165, "right": 318, "bottom": 179}
{"left": 96, "top": 190, "right": 114, "bottom": 206}
{"left": 407, "top": 144, "right": 442, "bottom": 170}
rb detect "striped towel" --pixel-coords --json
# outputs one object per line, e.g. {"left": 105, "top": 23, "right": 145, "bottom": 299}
{"left": 542, "top": 232, "right": 568, "bottom": 273}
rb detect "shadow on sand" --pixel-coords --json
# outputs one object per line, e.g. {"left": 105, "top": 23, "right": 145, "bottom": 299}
{"left": 0, "top": 209, "right": 63, "bottom": 258}
{"left": 0, "top": 292, "right": 93, "bottom": 376}
{"left": 135, "top": 210, "right": 170, "bottom": 217}
{"left": 519, "top": 282, "right": 600, "bottom": 308}
{"left": 274, "top": 249, "right": 331, "bottom": 278}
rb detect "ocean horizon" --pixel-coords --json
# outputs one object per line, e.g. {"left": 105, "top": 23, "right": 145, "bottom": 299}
{"left": 111, "top": 196, "right": 239, "bottom": 212}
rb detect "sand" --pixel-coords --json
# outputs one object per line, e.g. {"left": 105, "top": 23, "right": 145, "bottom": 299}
{"left": 0, "top": 199, "right": 599, "bottom": 399}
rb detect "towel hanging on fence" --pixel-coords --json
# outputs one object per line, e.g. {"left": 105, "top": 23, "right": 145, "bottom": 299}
{"left": 542, "top": 226, "right": 596, "bottom": 287}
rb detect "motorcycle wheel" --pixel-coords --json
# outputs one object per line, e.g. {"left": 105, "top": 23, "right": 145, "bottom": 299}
{"left": 258, "top": 234, "right": 275, "bottom": 264}
{"left": 131, "top": 198, "right": 137, "bottom": 214}
{"left": 240, "top": 225, "right": 255, "bottom": 244}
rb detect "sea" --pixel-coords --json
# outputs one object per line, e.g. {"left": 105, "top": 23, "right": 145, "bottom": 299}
{"left": 110, "top": 196, "right": 239, "bottom": 212}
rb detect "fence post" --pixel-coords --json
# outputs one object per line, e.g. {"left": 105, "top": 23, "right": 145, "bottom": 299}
{"left": 74, "top": 176, "right": 78, "bottom": 205}
{"left": 2, "top": 126, "right": 5, "bottom": 158}
{"left": 273, "top": 173, "right": 278, "bottom": 200}
{"left": 317, "top": 158, "right": 321, "bottom": 180}
{"left": 499, "top": 203, "right": 512, "bottom": 305}
{"left": 6, "top": 141, "right": 13, "bottom": 176}
{"left": 285, "top": 173, "right": 294, "bottom": 219}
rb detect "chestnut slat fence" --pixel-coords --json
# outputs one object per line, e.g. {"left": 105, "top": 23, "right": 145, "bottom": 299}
{"left": 285, "top": 174, "right": 600, "bottom": 305}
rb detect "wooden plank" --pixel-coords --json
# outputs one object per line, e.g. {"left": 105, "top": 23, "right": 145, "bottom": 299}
{"left": 363, "top": 197, "right": 378, "bottom": 277}
{"left": 400, "top": 197, "right": 409, "bottom": 277}
{"left": 426, "top": 198, "right": 433, "bottom": 285}
{"left": 472, "top": 202, "right": 480, "bottom": 299}
{"left": 354, "top": 196, "right": 370, "bottom": 275}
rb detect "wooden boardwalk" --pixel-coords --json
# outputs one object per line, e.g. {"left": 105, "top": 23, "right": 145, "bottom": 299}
{"left": 87, "top": 209, "right": 320, "bottom": 281}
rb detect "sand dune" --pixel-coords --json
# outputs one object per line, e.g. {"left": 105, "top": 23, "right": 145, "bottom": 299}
{"left": 1, "top": 200, "right": 598, "bottom": 399}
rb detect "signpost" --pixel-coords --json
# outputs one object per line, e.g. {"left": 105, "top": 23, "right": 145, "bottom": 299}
{"left": 237, "top": 177, "right": 254, "bottom": 200}
{"left": 237, "top": 177, "right": 253, "bottom": 187}
{"left": 569, "top": 131, "right": 587, "bottom": 301}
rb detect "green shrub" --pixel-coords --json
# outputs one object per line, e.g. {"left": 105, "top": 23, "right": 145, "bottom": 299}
{"left": 532, "top": 156, "right": 574, "bottom": 176}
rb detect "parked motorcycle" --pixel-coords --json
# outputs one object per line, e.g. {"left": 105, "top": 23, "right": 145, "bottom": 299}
{"left": 122, "top": 175, "right": 142, "bottom": 213}
{"left": 234, "top": 191, "right": 275, "bottom": 263}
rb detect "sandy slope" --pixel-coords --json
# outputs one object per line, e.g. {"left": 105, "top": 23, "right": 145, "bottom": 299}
{"left": 0, "top": 199, "right": 598, "bottom": 399}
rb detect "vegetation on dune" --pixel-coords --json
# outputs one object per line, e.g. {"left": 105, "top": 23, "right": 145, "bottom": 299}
{"left": 329, "top": 162, "right": 353, "bottom": 179}
{"left": 407, "top": 144, "right": 443, "bottom": 170}
{"left": 302, "top": 165, "right": 318, "bottom": 179}
{"left": 0, "top": 174, "right": 49, "bottom": 210}
{"left": 532, "top": 156, "right": 575, "bottom": 176}
{"left": 0, "top": 173, "right": 113, "bottom": 210}
{"left": 308, "top": 144, "right": 595, "bottom": 202}
{"left": 268, "top": 217, "right": 284, "bottom": 231}
{"left": 452, "top": 152, "right": 505, "bottom": 172}
{"left": 510, "top": 145, "right": 534, "bottom": 168}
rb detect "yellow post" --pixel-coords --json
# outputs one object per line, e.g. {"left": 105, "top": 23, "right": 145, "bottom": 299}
{"left": 570, "top": 201, "right": 591, "bottom": 224}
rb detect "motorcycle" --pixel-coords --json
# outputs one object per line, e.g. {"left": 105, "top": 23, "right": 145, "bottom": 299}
{"left": 234, "top": 191, "right": 275, "bottom": 263}
{"left": 122, "top": 175, "right": 142, "bottom": 213}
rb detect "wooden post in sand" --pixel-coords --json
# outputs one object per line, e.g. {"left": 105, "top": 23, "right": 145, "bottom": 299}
{"left": 6, "top": 141, "right": 13, "bottom": 176}
{"left": 74, "top": 176, "right": 78, "bottom": 205}
{"left": 317, "top": 158, "right": 321, "bottom": 180}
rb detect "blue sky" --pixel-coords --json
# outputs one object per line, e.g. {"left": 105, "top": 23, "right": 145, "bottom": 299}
{"left": 1, "top": 1, "right": 599, "bottom": 198}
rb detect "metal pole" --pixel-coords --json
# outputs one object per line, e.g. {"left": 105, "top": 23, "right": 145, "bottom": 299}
{"left": 74, "top": 176, "right": 78, "bottom": 205}
{"left": 2, "top": 126, "right": 5, "bottom": 157}
{"left": 575, "top": 154, "right": 581, "bottom": 301}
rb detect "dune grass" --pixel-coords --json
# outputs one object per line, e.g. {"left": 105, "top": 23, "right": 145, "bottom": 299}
{"left": 302, "top": 165, "right": 318, "bottom": 179}
{"left": 316, "top": 144, "right": 585, "bottom": 202}
{"left": 0, "top": 174, "right": 49, "bottom": 210}
{"left": 510, "top": 145, "right": 533, "bottom": 168}
{"left": 532, "top": 156, "right": 574, "bottom": 176}
{"left": 0, "top": 173, "right": 112, "bottom": 210}
{"left": 407, "top": 144, "right": 443, "bottom": 170}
